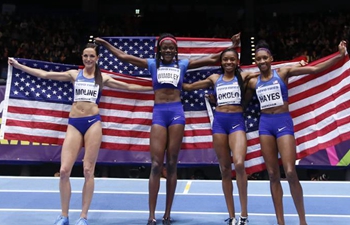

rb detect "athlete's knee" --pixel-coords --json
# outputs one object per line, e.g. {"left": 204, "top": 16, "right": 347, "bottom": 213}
{"left": 163, "top": 152, "right": 178, "bottom": 172}
{"left": 59, "top": 167, "right": 72, "bottom": 180}
{"left": 267, "top": 170, "right": 280, "bottom": 182}
{"left": 220, "top": 164, "right": 232, "bottom": 178}
{"left": 83, "top": 164, "right": 95, "bottom": 178}
{"left": 167, "top": 151, "right": 179, "bottom": 163}
{"left": 150, "top": 161, "right": 163, "bottom": 175}
{"left": 284, "top": 168, "right": 298, "bottom": 182}
{"left": 165, "top": 160, "right": 178, "bottom": 175}
{"left": 233, "top": 161, "right": 245, "bottom": 173}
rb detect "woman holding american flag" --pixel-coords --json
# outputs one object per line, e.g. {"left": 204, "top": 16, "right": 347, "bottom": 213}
{"left": 95, "top": 33, "right": 236, "bottom": 225}
{"left": 244, "top": 39, "right": 347, "bottom": 225}
{"left": 182, "top": 46, "right": 249, "bottom": 225}
{"left": 8, "top": 42, "right": 153, "bottom": 225}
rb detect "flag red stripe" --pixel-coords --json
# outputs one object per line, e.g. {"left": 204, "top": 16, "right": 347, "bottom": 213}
{"left": 6, "top": 119, "right": 67, "bottom": 132}
{"left": 289, "top": 69, "right": 350, "bottom": 104}
{"left": 296, "top": 135, "right": 350, "bottom": 158}
{"left": 293, "top": 100, "right": 350, "bottom": 132}
{"left": 184, "top": 129, "right": 212, "bottom": 136}
{"left": 245, "top": 164, "right": 266, "bottom": 175}
{"left": 185, "top": 116, "right": 211, "bottom": 124}
{"left": 179, "top": 47, "right": 233, "bottom": 54}
{"left": 99, "top": 103, "right": 154, "bottom": 112}
{"left": 295, "top": 117, "right": 350, "bottom": 145}
{"left": 102, "top": 129, "right": 150, "bottom": 138}
{"left": 102, "top": 126, "right": 212, "bottom": 138}
{"left": 245, "top": 149, "right": 262, "bottom": 160}
{"left": 288, "top": 55, "right": 348, "bottom": 89}
{"left": 292, "top": 92, "right": 350, "bottom": 129}
{"left": 182, "top": 142, "right": 213, "bottom": 149}
{"left": 296, "top": 131, "right": 350, "bottom": 159}
{"left": 100, "top": 115, "right": 152, "bottom": 125}
{"left": 105, "top": 79, "right": 152, "bottom": 86}
{"left": 247, "top": 136, "right": 260, "bottom": 146}
{"left": 101, "top": 90, "right": 154, "bottom": 100}
{"left": 100, "top": 69, "right": 153, "bottom": 83}
{"left": 175, "top": 37, "right": 236, "bottom": 42}
{"left": 8, "top": 106, "right": 69, "bottom": 118}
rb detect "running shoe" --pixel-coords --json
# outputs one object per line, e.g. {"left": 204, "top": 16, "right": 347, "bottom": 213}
{"left": 225, "top": 217, "right": 237, "bottom": 225}
{"left": 147, "top": 219, "right": 157, "bottom": 225}
{"left": 75, "top": 217, "right": 88, "bottom": 225}
{"left": 54, "top": 215, "right": 69, "bottom": 225}
{"left": 238, "top": 216, "right": 249, "bottom": 225}
{"left": 162, "top": 217, "right": 172, "bottom": 225}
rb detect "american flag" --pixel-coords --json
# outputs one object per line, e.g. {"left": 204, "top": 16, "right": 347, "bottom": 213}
{"left": 0, "top": 37, "right": 235, "bottom": 166}
{"left": 1, "top": 37, "right": 350, "bottom": 175}
{"left": 1, "top": 60, "right": 77, "bottom": 144}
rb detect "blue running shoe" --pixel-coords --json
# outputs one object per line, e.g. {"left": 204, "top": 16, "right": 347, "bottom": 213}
{"left": 54, "top": 215, "right": 69, "bottom": 225}
{"left": 75, "top": 217, "right": 88, "bottom": 225}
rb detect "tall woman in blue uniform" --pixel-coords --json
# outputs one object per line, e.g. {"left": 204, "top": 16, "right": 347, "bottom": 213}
{"left": 244, "top": 40, "right": 347, "bottom": 225}
{"left": 8, "top": 43, "right": 153, "bottom": 225}
{"left": 182, "top": 48, "right": 249, "bottom": 225}
{"left": 95, "top": 34, "right": 234, "bottom": 225}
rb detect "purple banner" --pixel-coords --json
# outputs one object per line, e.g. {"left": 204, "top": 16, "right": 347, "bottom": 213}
{"left": 298, "top": 139, "right": 350, "bottom": 167}
{"left": 0, "top": 142, "right": 217, "bottom": 165}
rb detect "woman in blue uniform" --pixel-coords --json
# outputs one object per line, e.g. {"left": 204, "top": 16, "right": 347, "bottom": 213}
{"left": 182, "top": 48, "right": 249, "bottom": 225}
{"left": 244, "top": 40, "right": 347, "bottom": 225}
{"left": 8, "top": 43, "right": 153, "bottom": 225}
{"left": 95, "top": 33, "right": 235, "bottom": 225}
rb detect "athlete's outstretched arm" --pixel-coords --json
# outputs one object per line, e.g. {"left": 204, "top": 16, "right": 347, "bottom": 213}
{"left": 8, "top": 57, "right": 73, "bottom": 82}
{"left": 94, "top": 37, "right": 148, "bottom": 69}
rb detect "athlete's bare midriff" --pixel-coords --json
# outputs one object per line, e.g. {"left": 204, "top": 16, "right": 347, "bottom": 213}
{"left": 154, "top": 88, "right": 181, "bottom": 103}
{"left": 261, "top": 101, "right": 289, "bottom": 114}
{"left": 69, "top": 101, "right": 99, "bottom": 117}
{"left": 215, "top": 104, "right": 243, "bottom": 113}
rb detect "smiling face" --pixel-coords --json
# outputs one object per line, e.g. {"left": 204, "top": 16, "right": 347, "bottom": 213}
{"left": 81, "top": 47, "right": 98, "bottom": 69}
{"left": 255, "top": 49, "right": 273, "bottom": 72}
{"left": 159, "top": 40, "right": 177, "bottom": 63}
{"left": 221, "top": 50, "right": 239, "bottom": 73}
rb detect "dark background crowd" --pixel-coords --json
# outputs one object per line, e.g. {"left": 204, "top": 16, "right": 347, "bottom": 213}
{"left": 0, "top": 0, "right": 349, "bottom": 180}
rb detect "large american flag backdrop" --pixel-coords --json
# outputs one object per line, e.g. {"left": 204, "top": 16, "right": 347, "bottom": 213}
{"left": 1, "top": 36, "right": 350, "bottom": 174}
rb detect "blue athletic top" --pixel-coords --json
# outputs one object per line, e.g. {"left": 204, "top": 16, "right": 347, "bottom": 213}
{"left": 256, "top": 69, "right": 288, "bottom": 102}
{"left": 214, "top": 74, "right": 242, "bottom": 106}
{"left": 147, "top": 58, "right": 189, "bottom": 91}
{"left": 74, "top": 70, "right": 102, "bottom": 104}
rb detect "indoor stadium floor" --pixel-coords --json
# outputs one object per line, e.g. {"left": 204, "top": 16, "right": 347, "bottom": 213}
{"left": 0, "top": 176, "right": 349, "bottom": 225}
